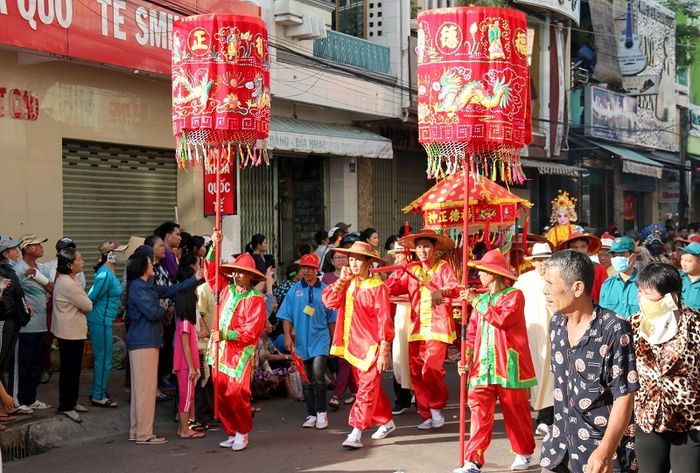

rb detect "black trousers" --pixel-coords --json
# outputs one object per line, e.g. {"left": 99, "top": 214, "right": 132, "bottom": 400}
{"left": 0, "top": 320, "right": 20, "bottom": 390}
{"left": 635, "top": 429, "right": 700, "bottom": 473}
{"left": 392, "top": 375, "right": 412, "bottom": 408}
{"left": 57, "top": 338, "right": 85, "bottom": 412}
{"left": 303, "top": 355, "right": 328, "bottom": 416}
{"left": 8, "top": 332, "right": 46, "bottom": 405}
{"left": 157, "top": 321, "right": 175, "bottom": 385}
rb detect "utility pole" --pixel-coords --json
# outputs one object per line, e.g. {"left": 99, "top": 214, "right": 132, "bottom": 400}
{"left": 679, "top": 107, "right": 690, "bottom": 226}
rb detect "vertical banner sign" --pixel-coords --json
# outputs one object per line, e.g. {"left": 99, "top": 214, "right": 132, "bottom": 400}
{"left": 203, "top": 163, "right": 237, "bottom": 216}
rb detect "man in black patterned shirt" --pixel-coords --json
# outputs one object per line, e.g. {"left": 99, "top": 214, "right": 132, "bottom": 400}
{"left": 540, "top": 250, "right": 638, "bottom": 473}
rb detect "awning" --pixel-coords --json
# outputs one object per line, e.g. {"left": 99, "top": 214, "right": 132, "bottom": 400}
{"left": 268, "top": 117, "right": 393, "bottom": 159}
{"left": 594, "top": 142, "right": 663, "bottom": 179}
{"left": 520, "top": 159, "right": 583, "bottom": 177}
{"left": 650, "top": 150, "right": 683, "bottom": 167}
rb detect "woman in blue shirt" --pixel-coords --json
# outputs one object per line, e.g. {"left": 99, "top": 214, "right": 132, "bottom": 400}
{"left": 87, "top": 241, "right": 128, "bottom": 408}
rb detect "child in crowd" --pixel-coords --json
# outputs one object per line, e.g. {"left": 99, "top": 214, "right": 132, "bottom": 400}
{"left": 174, "top": 253, "right": 204, "bottom": 439}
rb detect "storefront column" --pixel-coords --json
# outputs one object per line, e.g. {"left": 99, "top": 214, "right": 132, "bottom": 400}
{"left": 329, "top": 157, "right": 359, "bottom": 228}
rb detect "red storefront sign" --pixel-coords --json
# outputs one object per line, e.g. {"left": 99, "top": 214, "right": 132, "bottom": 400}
{"left": 203, "top": 161, "right": 236, "bottom": 216}
{"left": 0, "top": 0, "right": 259, "bottom": 75}
{"left": 623, "top": 193, "right": 635, "bottom": 221}
{"left": 0, "top": 87, "right": 39, "bottom": 120}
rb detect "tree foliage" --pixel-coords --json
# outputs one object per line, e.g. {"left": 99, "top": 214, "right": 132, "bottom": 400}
{"left": 666, "top": 0, "right": 700, "bottom": 69}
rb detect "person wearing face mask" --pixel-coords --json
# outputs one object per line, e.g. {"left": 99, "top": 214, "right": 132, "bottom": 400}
{"left": 513, "top": 242, "right": 554, "bottom": 438}
{"left": 599, "top": 237, "right": 639, "bottom": 318}
{"left": 629, "top": 262, "right": 700, "bottom": 472}
{"left": 679, "top": 242, "right": 700, "bottom": 310}
{"left": 86, "top": 240, "right": 128, "bottom": 408}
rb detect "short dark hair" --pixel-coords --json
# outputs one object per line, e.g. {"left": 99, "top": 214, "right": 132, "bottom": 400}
{"left": 297, "top": 242, "right": 312, "bottom": 256}
{"left": 57, "top": 248, "right": 79, "bottom": 275}
{"left": 543, "top": 249, "right": 594, "bottom": 295}
{"left": 286, "top": 263, "right": 300, "bottom": 280}
{"left": 360, "top": 227, "right": 377, "bottom": 243}
{"left": 637, "top": 263, "right": 682, "bottom": 296}
{"left": 187, "top": 236, "right": 205, "bottom": 255}
{"left": 179, "top": 231, "right": 191, "bottom": 250}
{"left": 314, "top": 230, "right": 327, "bottom": 246}
{"left": 154, "top": 222, "right": 180, "bottom": 240}
{"left": 144, "top": 235, "right": 161, "bottom": 247}
{"left": 126, "top": 252, "right": 151, "bottom": 281}
{"left": 384, "top": 235, "right": 398, "bottom": 251}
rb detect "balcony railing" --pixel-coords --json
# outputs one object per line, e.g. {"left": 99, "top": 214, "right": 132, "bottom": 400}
{"left": 313, "top": 30, "right": 391, "bottom": 75}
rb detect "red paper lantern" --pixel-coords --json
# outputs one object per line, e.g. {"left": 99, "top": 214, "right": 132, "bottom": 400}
{"left": 416, "top": 7, "right": 531, "bottom": 181}
{"left": 172, "top": 14, "right": 271, "bottom": 168}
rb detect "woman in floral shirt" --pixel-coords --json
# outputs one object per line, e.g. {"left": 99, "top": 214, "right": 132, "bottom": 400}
{"left": 630, "top": 262, "right": 700, "bottom": 473}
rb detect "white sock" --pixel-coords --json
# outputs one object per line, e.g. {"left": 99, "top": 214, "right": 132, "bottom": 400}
{"left": 430, "top": 409, "right": 442, "bottom": 418}
{"left": 351, "top": 427, "right": 363, "bottom": 439}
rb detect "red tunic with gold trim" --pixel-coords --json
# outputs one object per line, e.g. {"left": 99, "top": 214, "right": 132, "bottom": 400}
{"left": 323, "top": 275, "right": 394, "bottom": 430}
{"left": 205, "top": 259, "right": 266, "bottom": 437}
{"left": 385, "top": 260, "right": 459, "bottom": 344}
{"left": 322, "top": 275, "right": 394, "bottom": 372}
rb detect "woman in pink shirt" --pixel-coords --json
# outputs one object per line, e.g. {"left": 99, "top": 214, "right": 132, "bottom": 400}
{"left": 174, "top": 254, "right": 204, "bottom": 439}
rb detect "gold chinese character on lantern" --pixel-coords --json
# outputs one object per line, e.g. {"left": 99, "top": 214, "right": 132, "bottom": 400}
{"left": 439, "top": 23, "right": 460, "bottom": 51}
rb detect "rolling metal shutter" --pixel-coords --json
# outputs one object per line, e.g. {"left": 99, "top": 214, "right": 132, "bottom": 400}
{"left": 62, "top": 140, "right": 177, "bottom": 283}
{"left": 372, "top": 153, "right": 429, "bottom": 242}
{"left": 239, "top": 161, "right": 276, "bottom": 255}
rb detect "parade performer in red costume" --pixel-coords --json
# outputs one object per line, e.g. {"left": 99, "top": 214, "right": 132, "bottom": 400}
{"left": 386, "top": 229, "right": 459, "bottom": 430}
{"left": 322, "top": 241, "right": 395, "bottom": 449}
{"left": 454, "top": 249, "right": 536, "bottom": 473}
{"left": 206, "top": 233, "right": 267, "bottom": 452}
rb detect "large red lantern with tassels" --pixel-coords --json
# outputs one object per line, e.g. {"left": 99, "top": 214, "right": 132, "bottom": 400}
{"left": 171, "top": 13, "right": 271, "bottom": 421}
{"left": 416, "top": 7, "right": 531, "bottom": 181}
{"left": 415, "top": 7, "right": 532, "bottom": 465}
{"left": 172, "top": 13, "right": 271, "bottom": 168}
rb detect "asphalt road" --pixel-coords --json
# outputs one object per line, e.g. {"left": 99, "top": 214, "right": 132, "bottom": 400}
{"left": 7, "top": 368, "right": 542, "bottom": 473}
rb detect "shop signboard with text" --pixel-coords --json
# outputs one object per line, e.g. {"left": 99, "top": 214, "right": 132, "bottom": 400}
{"left": 0, "top": 0, "right": 259, "bottom": 75}
{"left": 203, "top": 161, "right": 237, "bottom": 217}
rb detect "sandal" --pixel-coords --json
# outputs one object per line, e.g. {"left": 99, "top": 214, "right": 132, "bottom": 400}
{"left": 0, "top": 415, "right": 16, "bottom": 422}
{"left": 135, "top": 436, "right": 167, "bottom": 445}
{"left": 343, "top": 395, "right": 356, "bottom": 405}
{"left": 328, "top": 396, "right": 340, "bottom": 408}
{"left": 178, "top": 430, "right": 205, "bottom": 439}
{"left": 92, "top": 398, "right": 118, "bottom": 408}
{"left": 155, "top": 393, "right": 172, "bottom": 403}
{"left": 61, "top": 410, "right": 82, "bottom": 423}
{"left": 188, "top": 420, "right": 209, "bottom": 432}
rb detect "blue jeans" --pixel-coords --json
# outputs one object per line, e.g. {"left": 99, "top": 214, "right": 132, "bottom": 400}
{"left": 88, "top": 320, "right": 113, "bottom": 401}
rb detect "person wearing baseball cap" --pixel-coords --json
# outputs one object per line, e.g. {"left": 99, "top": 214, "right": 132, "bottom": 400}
{"left": 277, "top": 253, "right": 337, "bottom": 431}
{"left": 0, "top": 237, "right": 22, "bottom": 268}
{"left": 679, "top": 242, "right": 700, "bottom": 310}
{"left": 0, "top": 236, "right": 31, "bottom": 402}
{"left": 599, "top": 236, "right": 639, "bottom": 318}
{"left": 322, "top": 241, "right": 395, "bottom": 448}
{"left": 455, "top": 250, "right": 536, "bottom": 472}
{"left": 9, "top": 235, "right": 53, "bottom": 413}
{"left": 386, "top": 228, "right": 458, "bottom": 432}
{"left": 86, "top": 240, "right": 129, "bottom": 408}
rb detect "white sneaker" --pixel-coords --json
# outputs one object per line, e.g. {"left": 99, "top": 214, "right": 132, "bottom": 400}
{"left": 14, "top": 405, "right": 33, "bottom": 415}
{"left": 219, "top": 436, "right": 236, "bottom": 448}
{"left": 28, "top": 400, "right": 51, "bottom": 410}
{"left": 511, "top": 454, "right": 532, "bottom": 471}
{"left": 315, "top": 412, "right": 328, "bottom": 430}
{"left": 535, "top": 423, "right": 550, "bottom": 437}
{"left": 302, "top": 415, "right": 317, "bottom": 428}
{"left": 341, "top": 434, "right": 363, "bottom": 449}
{"left": 371, "top": 420, "right": 396, "bottom": 440}
{"left": 231, "top": 432, "right": 248, "bottom": 451}
{"left": 453, "top": 462, "right": 481, "bottom": 473}
{"left": 430, "top": 409, "right": 445, "bottom": 428}
{"left": 417, "top": 418, "right": 433, "bottom": 430}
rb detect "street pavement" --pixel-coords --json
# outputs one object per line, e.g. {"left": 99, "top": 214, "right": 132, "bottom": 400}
{"left": 6, "top": 366, "right": 542, "bottom": 473}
